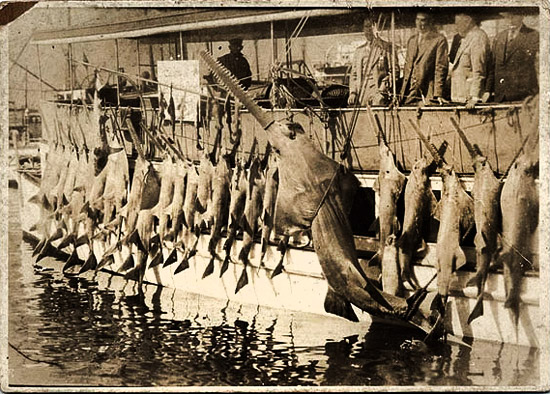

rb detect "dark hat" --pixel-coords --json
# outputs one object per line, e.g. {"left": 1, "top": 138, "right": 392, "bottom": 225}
{"left": 228, "top": 38, "right": 243, "bottom": 46}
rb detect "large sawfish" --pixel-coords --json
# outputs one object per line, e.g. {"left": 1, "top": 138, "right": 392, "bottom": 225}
{"left": 451, "top": 118, "right": 502, "bottom": 324}
{"left": 202, "top": 51, "right": 436, "bottom": 331}
{"left": 409, "top": 120, "right": 474, "bottom": 312}
{"left": 499, "top": 124, "right": 539, "bottom": 326}
{"left": 397, "top": 141, "right": 447, "bottom": 292}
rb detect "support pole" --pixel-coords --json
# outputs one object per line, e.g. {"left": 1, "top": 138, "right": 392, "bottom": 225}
{"left": 115, "top": 38, "right": 120, "bottom": 108}
{"left": 36, "top": 45, "right": 43, "bottom": 100}
{"left": 179, "top": 31, "right": 184, "bottom": 60}
{"left": 391, "top": 11, "right": 397, "bottom": 104}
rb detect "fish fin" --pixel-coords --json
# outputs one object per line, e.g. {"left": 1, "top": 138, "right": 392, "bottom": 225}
{"left": 455, "top": 247, "right": 468, "bottom": 270}
{"left": 271, "top": 257, "right": 285, "bottom": 279}
{"left": 242, "top": 217, "right": 253, "bottom": 237}
{"left": 79, "top": 200, "right": 90, "bottom": 215}
{"left": 324, "top": 288, "right": 359, "bottom": 322}
{"left": 363, "top": 277, "right": 395, "bottom": 311}
{"left": 220, "top": 254, "right": 231, "bottom": 277}
{"left": 174, "top": 258, "right": 189, "bottom": 274}
{"left": 79, "top": 252, "right": 97, "bottom": 274}
{"left": 149, "top": 250, "right": 164, "bottom": 269}
{"left": 423, "top": 312, "right": 445, "bottom": 343}
{"left": 163, "top": 249, "right": 178, "bottom": 267}
{"left": 29, "top": 221, "right": 40, "bottom": 233}
{"left": 467, "top": 295, "right": 484, "bottom": 325}
{"left": 235, "top": 267, "right": 249, "bottom": 294}
{"left": 62, "top": 194, "right": 70, "bottom": 207}
{"left": 62, "top": 249, "right": 81, "bottom": 273}
{"left": 202, "top": 257, "right": 215, "bottom": 278}
{"left": 368, "top": 217, "right": 379, "bottom": 234}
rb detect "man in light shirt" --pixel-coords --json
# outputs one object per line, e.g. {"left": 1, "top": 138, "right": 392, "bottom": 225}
{"left": 348, "top": 14, "right": 397, "bottom": 107}
{"left": 487, "top": 10, "right": 539, "bottom": 102}
{"left": 450, "top": 13, "right": 491, "bottom": 109}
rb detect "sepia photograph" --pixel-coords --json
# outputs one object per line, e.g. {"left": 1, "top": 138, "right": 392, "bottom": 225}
{"left": 1, "top": 0, "right": 548, "bottom": 390}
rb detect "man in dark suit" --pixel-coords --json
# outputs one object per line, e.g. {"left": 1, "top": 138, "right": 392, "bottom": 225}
{"left": 400, "top": 12, "right": 448, "bottom": 105}
{"left": 487, "top": 11, "right": 539, "bottom": 102}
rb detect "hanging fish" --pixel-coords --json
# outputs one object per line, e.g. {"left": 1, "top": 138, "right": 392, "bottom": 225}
{"left": 260, "top": 155, "right": 279, "bottom": 267}
{"left": 221, "top": 159, "right": 248, "bottom": 277}
{"left": 498, "top": 125, "right": 538, "bottom": 327}
{"left": 373, "top": 129, "right": 406, "bottom": 265}
{"left": 235, "top": 157, "right": 265, "bottom": 293}
{"left": 201, "top": 153, "right": 232, "bottom": 278}
{"left": 451, "top": 118, "right": 503, "bottom": 324}
{"left": 148, "top": 151, "right": 177, "bottom": 269}
{"left": 381, "top": 235, "right": 401, "bottom": 296}
{"left": 174, "top": 163, "right": 200, "bottom": 274}
{"left": 409, "top": 120, "right": 474, "bottom": 314}
{"left": 397, "top": 141, "right": 447, "bottom": 291}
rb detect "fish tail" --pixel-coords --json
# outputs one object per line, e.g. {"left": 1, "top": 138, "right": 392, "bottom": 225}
{"left": 36, "top": 241, "right": 57, "bottom": 263}
{"left": 220, "top": 254, "right": 231, "bottom": 277}
{"left": 163, "top": 248, "right": 178, "bottom": 268}
{"left": 174, "top": 257, "right": 189, "bottom": 274}
{"left": 119, "top": 253, "right": 135, "bottom": 273}
{"left": 270, "top": 256, "right": 285, "bottom": 279}
{"left": 202, "top": 257, "right": 215, "bottom": 279}
{"left": 62, "top": 249, "right": 81, "bottom": 273}
{"left": 235, "top": 266, "right": 249, "bottom": 294}
{"left": 78, "top": 251, "right": 98, "bottom": 274}
{"left": 467, "top": 294, "right": 484, "bottom": 325}
{"left": 148, "top": 249, "right": 164, "bottom": 269}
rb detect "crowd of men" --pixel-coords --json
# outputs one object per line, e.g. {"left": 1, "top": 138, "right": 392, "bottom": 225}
{"left": 349, "top": 10, "right": 539, "bottom": 108}
{"left": 205, "top": 9, "right": 538, "bottom": 109}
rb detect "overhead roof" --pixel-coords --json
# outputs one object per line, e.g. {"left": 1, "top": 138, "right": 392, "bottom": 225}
{"left": 31, "top": 6, "right": 539, "bottom": 45}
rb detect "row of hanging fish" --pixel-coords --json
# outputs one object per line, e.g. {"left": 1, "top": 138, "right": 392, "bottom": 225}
{"left": 371, "top": 102, "right": 538, "bottom": 334}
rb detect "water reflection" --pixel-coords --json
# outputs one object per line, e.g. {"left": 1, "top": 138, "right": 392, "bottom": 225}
{"left": 9, "top": 243, "right": 540, "bottom": 387}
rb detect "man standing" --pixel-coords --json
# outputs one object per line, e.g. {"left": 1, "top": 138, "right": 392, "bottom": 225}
{"left": 487, "top": 10, "right": 539, "bottom": 102}
{"left": 216, "top": 38, "right": 252, "bottom": 90}
{"left": 348, "top": 14, "right": 397, "bottom": 107}
{"left": 450, "top": 13, "right": 491, "bottom": 109}
{"left": 400, "top": 12, "right": 448, "bottom": 105}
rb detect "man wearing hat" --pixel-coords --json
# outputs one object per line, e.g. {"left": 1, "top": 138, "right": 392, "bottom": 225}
{"left": 487, "top": 10, "right": 539, "bottom": 102}
{"left": 400, "top": 11, "right": 449, "bottom": 105}
{"left": 217, "top": 38, "right": 252, "bottom": 90}
{"left": 449, "top": 13, "right": 491, "bottom": 109}
{"left": 348, "top": 14, "right": 397, "bottom": 107}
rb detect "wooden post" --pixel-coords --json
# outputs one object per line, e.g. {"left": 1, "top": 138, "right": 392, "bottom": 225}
{"left": 391, "top": 11, "right": 397, "bottom": 103}
{"left": 179, "top": 31, "right": 185, "bottom": 60}
{"left": 115, "top": 38, "right": 120, "bottom": 107}
{"left": 36, "top": 45, "right": 43, "bottom": 100}
{"left": 137, "top": 39, "right": 141, "bottom": 79}
{"left": 270, "top": 21, "right": 276, "bottom": 65}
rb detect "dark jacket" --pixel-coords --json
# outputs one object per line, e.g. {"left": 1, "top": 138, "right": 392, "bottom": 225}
{"left": 488, "top": 24, "right": 539, "bottom": 102}
{"left": 400, "top": 30, "right": 449, "bottom": 104}
{"left": 217, "top": 52, "right": 252, "bottom": 89}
